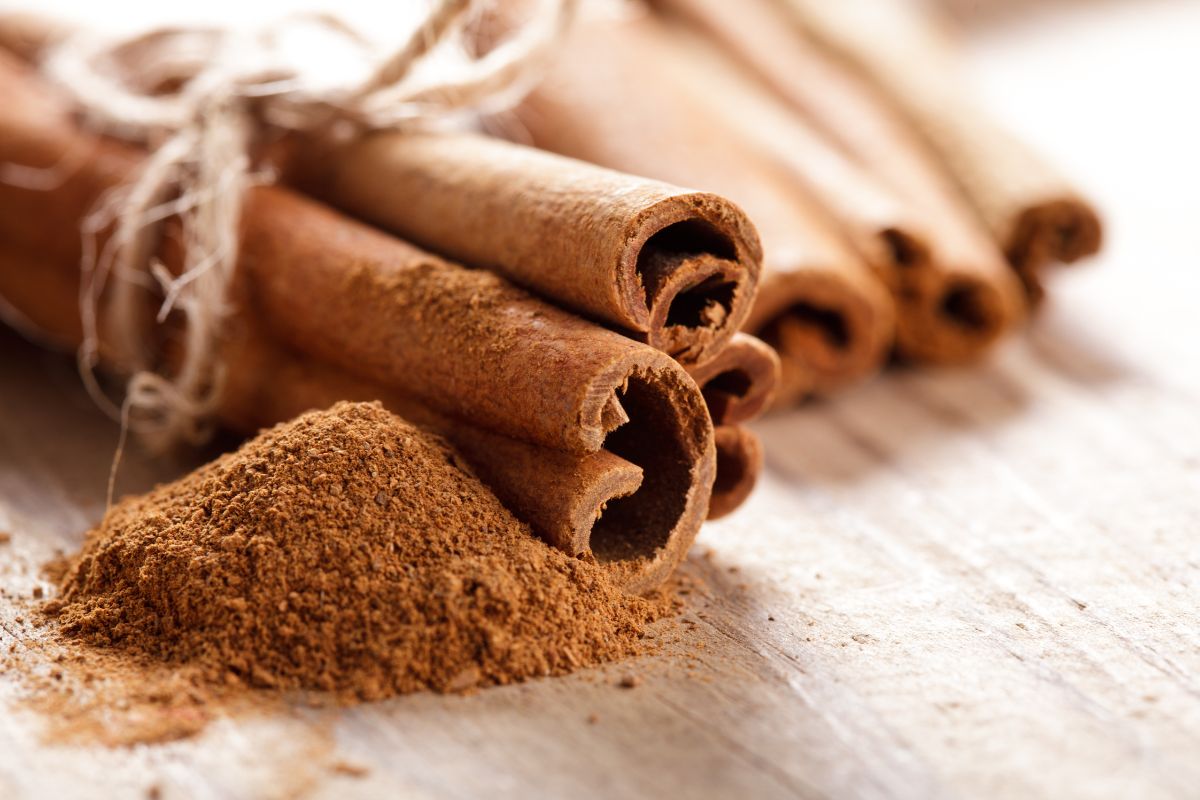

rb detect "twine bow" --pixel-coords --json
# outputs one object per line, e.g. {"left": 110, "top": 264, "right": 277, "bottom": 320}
{"left": 38, "top": 0, "right": 574, "bottom": 452}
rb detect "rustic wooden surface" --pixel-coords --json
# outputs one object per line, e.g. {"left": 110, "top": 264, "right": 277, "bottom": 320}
{"left": 2, "top": 2, "right": 1199, "bottom": 798}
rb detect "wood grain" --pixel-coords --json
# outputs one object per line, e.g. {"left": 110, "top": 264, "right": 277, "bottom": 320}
{"left": 1, "top": 3, "right": 1199, "bottom": 798}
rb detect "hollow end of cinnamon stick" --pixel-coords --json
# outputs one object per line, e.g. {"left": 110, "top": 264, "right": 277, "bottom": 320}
{"left": 859, "top": 212, "right": 1024, "bottom": 365}
{"left": 881, "top": 224, "right": 1025, "bottom": 365}
{"left": 894, "top": 271, "right": 1020, "bottom": 364}
{"left": 582, "top": 362, "right": 715, "bottom": 592}
{"left": 435, "top": 433, "right": 649, "bottom": 560}
{"left": 686, "top": 332, "right": 780, "bottom": 426}
{"left": 707, "top": 426, "right": 762, "bottom": 520}
{"left": 625, "top": 193, "right": 762, "bottom": 364}
{"left": 747, "top": 269, "right": 894, "bottom": 401}
{"left": 1009, "top": 197, "right": 1104, "bottom": 281}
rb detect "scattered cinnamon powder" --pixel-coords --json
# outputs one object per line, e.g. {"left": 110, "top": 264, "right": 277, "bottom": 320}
{"left": 0, "top": 530, "right": 12, "bottom": 544}
{"left": 44, "top": 402, "right": 669, "bottom": 701}
{"left": 6, "top": 635, "right": 225, "bottom": 747}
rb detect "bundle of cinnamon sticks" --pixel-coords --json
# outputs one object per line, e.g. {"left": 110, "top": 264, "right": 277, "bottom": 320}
{"left": 0, "top": 17, "right": 780, "bottom": 594}
{"left": 487, "top": 0, "right": 1100, "bottom": 380}
{"left": 0, "top": 0, "right": 1100, "bottom": 593}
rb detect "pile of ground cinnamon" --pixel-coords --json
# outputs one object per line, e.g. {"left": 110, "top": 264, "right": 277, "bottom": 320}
{"left": 45, "top": 401, "right": 666, "bottom": 700}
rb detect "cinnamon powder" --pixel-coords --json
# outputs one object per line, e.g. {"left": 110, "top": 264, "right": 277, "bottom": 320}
{"left": 44, "top": 401, "right": 667, "bottom": 700}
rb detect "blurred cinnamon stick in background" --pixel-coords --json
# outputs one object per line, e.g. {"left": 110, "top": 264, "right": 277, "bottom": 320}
{"left": 656, "top": 21, "right": 1027, "bottom": 365}
{"left": 658, "top": 0, "right": 1100, "bottom": 302}
{"left": 656, "top": 0, "right": 1028, "bottom": 353}
{"left": 784, "top": 0, "right": 1102, "bottom": 298}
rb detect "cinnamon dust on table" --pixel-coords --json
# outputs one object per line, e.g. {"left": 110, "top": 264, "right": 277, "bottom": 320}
{"left": 41, "top": 402, "right": 670, "bottom": 706}
{"left": 4, "top": 633, "right": 227, "bottom": 747}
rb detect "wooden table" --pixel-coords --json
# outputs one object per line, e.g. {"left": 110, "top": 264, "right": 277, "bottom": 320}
{"left": 2, "top": 3, "right": 1198, "bottom": 798}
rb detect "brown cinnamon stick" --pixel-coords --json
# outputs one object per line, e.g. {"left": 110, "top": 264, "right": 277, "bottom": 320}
{"left": 286, "top": 132, "right": 762, "bottom": 366}
{"left": 708, "top": 426, "right": 763, "bottom": 521}
{"left": 659, "top": 21, "right": 1025, "bottom": 365}
{"left": 503, "top": 5, "right": 895, "bottom": 401}
{"left": 663, "top": 27, "right": 931, "bottom": 295}
{"left": 0, "top": 52, "right": 714, "bottom": 593}
{"left": 684, "top": 332, "right": 777, "bottom": 519}
{"left": 786, "top": 0, "right": 1102, "bottom": 289}
{"left": 685, "top": 333, "right": 780, "bottom": 428}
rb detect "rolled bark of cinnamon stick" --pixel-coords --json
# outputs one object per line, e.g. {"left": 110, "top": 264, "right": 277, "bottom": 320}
{"left": 780, "top": 0, "right": 1102, "bottom": 297}
{"left": 0, "top": 52, "right": 714, "bottom": 593}
{"left": 502, "top": 5, "right": 895, "bottom": 401}
{"left": 653, "top": 0, "right": 1026, "bottom": 360}
{"left": 685, "top": 332, "right": 776, "bottom": 519}
{"left": 685, "top": 332, "right": 780, "bottom": 428}
{"left": 708, "top": 426, "right": 763, "bottom": 521}
{"left": 285, "top": 131, "right": 762, "bottom": 366}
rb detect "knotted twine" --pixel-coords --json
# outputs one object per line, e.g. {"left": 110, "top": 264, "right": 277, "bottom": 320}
{"left": 32, "top": 0, "right": 574, "bottom": 454}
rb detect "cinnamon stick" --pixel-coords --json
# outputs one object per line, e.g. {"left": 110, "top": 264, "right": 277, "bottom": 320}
{"left": 684, "top": 332, "right": 776, "bottom": 519}
{"left": 286, "top": 132, "right": 762, "bottom": 366}
{"left": 0, "top": 53, "right": 714, "bottom": 593}
{"left": 779, "top": 0, "right": 1102, "bottom": 296}
{"left": 503, "top": 5, "right": 895, "bottom": 401}
{"left": 659, "top": 21, "right": 1025, "bottom": 365}
{"left": 685, "top": 333, "right": 779, "bottom": 428}
{"left": 708, "top": 426, "right": 763, "bottom": 521}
